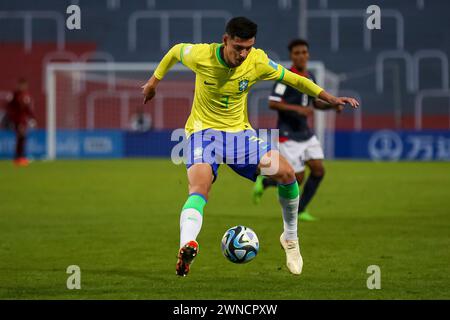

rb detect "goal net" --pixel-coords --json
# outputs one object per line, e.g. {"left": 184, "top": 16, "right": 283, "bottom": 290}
{"left": 45, "top": 62, "right": 338, "bottom": 159}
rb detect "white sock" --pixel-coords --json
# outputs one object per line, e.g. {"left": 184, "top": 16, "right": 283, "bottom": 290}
{"left": 279, "top": 196, "right": 299, "bottom": 241}
{"left": 179, "top": 208, "right": 203, "bottom": 248}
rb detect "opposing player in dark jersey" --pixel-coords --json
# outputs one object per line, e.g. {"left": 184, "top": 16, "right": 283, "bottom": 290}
{"left": 253, "top": 39, "right": 344, "bottom": 221}
{"left": 4, "top": 78, "right": 36, "bottom": 166}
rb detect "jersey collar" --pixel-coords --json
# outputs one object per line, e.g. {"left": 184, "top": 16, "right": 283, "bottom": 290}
{"left": 290, "top": 65, "right": 309, "bottom": 77}
{"left": 216, "top": 44, "right": 231, "bottom": 68}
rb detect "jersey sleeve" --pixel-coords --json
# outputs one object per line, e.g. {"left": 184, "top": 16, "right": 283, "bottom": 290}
{"left": 255, "top": 49, "right": 286, "bottom": 82}
{"left": 268, "top": 82, "right": 288, "bottom": 102}
{"left": 307, "top": 72, "right": 318, "bottom": 102}
{"left": 153, "top": 43, "right": 198, "bottom": 80}
{"left": 255, "top": 49, "right": 323, "bottom": 97}
{"left": 281, "top": 68, "right": 323, "bottom": 98}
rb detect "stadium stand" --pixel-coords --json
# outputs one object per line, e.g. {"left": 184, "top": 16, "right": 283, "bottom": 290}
{"left": 0, "top": 0, "right": 449, "bottom": 138}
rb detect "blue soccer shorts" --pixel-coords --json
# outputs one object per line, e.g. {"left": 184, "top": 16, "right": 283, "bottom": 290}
{"left": 185, "top": 129, "right": 274, "bottom": 182}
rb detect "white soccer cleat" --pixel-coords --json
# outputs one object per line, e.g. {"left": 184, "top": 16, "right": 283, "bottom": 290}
{"left": 280, "top": 233, "right": 303, "bottom": 275}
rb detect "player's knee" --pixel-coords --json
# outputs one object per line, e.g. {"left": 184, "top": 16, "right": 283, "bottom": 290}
{"left": 277, "top": 166, "right": 296, "bottom": 184}
{"left": 312, "top": 166, "right": 325, "bottom": 178}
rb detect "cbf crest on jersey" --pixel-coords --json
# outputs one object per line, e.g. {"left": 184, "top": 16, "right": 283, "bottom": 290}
{"left": 238, "top": 79, "right": 249, "bottom": 92}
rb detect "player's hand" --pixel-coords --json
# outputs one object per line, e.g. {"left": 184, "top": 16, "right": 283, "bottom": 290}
{"left": 141, "top": 83, "right": 156, "bottom": 104}
{"left": 332, "top": 97, "right": 359, "bottom": 109}
{"left": 318, "top": 91, "right": 359, "bottom": 111}
{"left": 28, "top": 119, "right": 37, "bottom": 128}
{"left": 142, "top": 75, "right": 160, "bottom": 104}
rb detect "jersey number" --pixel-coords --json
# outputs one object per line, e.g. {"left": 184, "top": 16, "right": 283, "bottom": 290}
{"left": 219, "top": 96, "right": 229, "bottom": 108}
{"left": 302, "top": 94, "right": 309, "bottom": 106}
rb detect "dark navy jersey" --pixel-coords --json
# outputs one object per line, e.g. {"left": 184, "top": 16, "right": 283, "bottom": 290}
{"left": 269, "top": 67, "right": 316, "bottom": 141}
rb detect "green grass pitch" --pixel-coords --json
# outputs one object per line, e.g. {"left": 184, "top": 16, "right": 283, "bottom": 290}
{"left": 0, "top": 159, "right": 449, "bottom": 299}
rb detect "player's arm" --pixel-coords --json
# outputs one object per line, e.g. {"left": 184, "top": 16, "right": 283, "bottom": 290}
{"left": 281, "top": 69, "right": 359, "bottom": 109}
{"left": 142, "top": 43, "right": 195, "bottom": 104}
{"left": 257, "top": 51, "right": 359, "bottom": 109}
{"left": 313, "top": 99, "right": 344, "bottom": 113}
{"left": 25, "top": 98, "right": 36, "bottom": 120}
{"left": 268, "top": 83, "right": 312, "bottom": 116}
{"left": 269, "top": 101, "right": 313, "bottom": 116}
{"left": 25, "top": 99, "right": 37, "bottom": 127}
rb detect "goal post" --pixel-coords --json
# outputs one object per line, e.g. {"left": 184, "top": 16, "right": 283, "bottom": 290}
{"left": 45, "top": 62, "right": 195, "bottom": 160}
{"left": 45, "top": 61, "right": 338, "bottom": 160}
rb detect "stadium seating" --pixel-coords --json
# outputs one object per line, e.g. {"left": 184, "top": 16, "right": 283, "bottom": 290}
{"left": 0, "top": 0, "right": 449, "bottom": 130}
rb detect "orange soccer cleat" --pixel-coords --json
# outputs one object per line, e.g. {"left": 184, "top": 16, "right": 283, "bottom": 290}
{"left": 14, "top": 157, "right": 29, "bottom": 167}
{"left": 175, "top": 240, "right": 199, "bottom": 277}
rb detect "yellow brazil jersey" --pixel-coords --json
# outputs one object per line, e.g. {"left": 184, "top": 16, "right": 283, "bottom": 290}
{"left": 153, "top": 42, "right": 323, "bottom": 135}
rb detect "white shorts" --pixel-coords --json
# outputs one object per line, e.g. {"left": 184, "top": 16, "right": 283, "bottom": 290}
{"left": 279, "top": 135, "right": 324, "bottom": 173}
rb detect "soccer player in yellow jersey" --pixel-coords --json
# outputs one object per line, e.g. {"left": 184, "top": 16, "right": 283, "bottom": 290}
{"left": 142, "top": 17, "right": 359, "bottom": 276}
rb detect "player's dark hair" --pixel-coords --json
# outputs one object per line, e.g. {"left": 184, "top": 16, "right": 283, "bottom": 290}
{"left": 225, "top": 17, "right": 258, "bottom": 39}
{"left": 288, "top": 39, "right": 309, "bottom": 52}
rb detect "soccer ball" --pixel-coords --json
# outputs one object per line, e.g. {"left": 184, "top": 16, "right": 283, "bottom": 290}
{"left": 221, "top": 225, "right": 259, "bottom": 264}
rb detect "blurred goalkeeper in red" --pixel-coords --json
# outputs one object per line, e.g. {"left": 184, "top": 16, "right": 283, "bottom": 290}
{"left": 5, "top": 78, "right": 36, "bottom": 166}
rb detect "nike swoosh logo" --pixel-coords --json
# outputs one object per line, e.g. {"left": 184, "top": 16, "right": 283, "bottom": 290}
{"left": 204, "top": 81, "right": 216, "bottom": 86}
